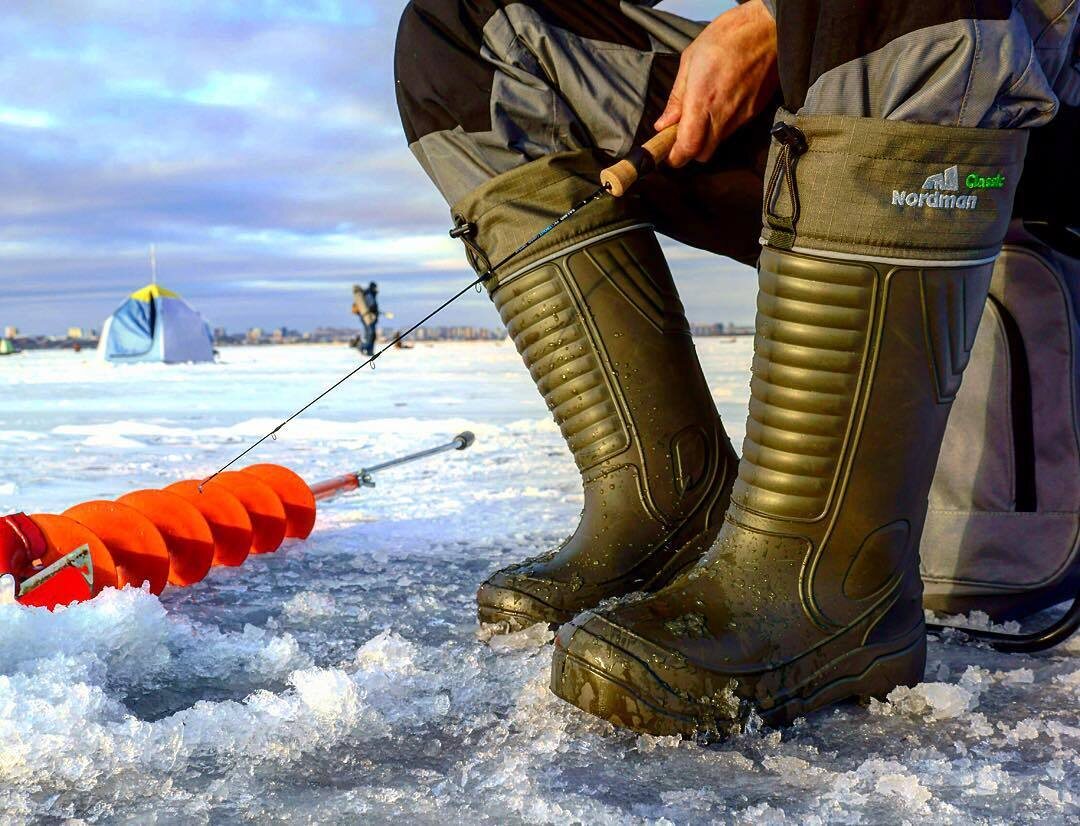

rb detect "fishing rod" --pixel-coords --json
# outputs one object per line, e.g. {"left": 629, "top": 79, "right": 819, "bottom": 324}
{"left": 198, "top": 127, "right": 680, "bottom": 490}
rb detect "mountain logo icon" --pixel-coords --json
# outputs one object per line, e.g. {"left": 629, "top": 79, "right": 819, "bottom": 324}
{"left": 922, "top": 165, "right": 960, "bottom": 192}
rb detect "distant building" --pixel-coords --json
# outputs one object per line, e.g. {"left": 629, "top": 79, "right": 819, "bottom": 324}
{"left": 309, "top": 327, "right": 366, "bottom": 344}
{"left": 270, "top": 327, "right": 301, "bottom": 344}
{"left": 690, "top": 323, "right": 725, "bottom": 337}
{"left": 402, "top": 326, "right": 507, "bottom": 342}
{"left": 689, "top": 322, "right": 754, "bottom": 337}
{"left": 13, "top": 321, "right": 673, "bottom": 350}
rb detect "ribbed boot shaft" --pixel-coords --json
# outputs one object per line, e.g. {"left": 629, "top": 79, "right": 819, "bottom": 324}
{"left": 491, "top": 262, "right": 629, "bottom": 472}
{"left": 736, "top": 252, "right": 876, "bottom": 520}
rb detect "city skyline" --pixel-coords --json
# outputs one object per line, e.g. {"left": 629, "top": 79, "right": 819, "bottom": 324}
{"left": 3, "top": 317, "right": 755, "bottom": 345}
{"left": 0, "top": 1, "right": 752, "bottom": 336}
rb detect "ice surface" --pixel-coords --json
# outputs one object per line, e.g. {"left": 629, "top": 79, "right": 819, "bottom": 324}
{"left": 0, "top": 342, "right": 1077, "bottom": 823}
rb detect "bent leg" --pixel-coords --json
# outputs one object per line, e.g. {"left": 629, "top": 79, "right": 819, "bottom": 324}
{"left": 549, "top": 5, "right": 1057, "bottom": 733}
{"left": 396, "top": 0, "right": 699, "bottom": 203}
{"left": 454, "top": 151, "right": 740, "bottom": 631}
{"left": 395, "top": 0, "right": 773, "bottom": 262}
{"left": 395, "top": 3, "right": 753, "bottom": 629}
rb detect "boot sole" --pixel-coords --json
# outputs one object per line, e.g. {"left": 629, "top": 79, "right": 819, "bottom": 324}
{"left": 550, "top": 628, "right": 926, "bottom": 736}
{"left": 477, "top": 584, "right": 571, "bottom": 632}
{"left": 477, "top": 605, "right": 563, "bottom": 633}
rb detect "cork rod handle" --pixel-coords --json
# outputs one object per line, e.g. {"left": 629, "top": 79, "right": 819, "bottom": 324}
{"left": 600, "top": 125, "right": 679, "bottom": 197}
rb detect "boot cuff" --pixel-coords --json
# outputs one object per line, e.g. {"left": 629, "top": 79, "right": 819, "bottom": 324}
{"left": 450, "top": 150, "right": 647, "bottom": 283}
{"left": 761, "top": 110, "right": 1029, "bottom": 264}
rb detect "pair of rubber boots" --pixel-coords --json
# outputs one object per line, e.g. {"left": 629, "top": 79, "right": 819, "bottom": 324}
{"left": 451, "top": 119, "right": 1025, "bottom": 735}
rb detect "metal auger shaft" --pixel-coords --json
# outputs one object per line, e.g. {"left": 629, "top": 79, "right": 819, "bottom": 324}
{"left": 308, "top": 431, "right": 476, "bottom": 502}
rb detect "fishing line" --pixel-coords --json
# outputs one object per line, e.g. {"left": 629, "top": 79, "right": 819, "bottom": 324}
{"left": 199, "top": 184, "right": 612, "bottom": 489}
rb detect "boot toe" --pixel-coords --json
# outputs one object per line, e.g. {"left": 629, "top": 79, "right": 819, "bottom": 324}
{"left": 476, "top": 570, "right": 573, "bottom": 631}
{"left": 550, "top": 610, "right": 746, "bottom": 737}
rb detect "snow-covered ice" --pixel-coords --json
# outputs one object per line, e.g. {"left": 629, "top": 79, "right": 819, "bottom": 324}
{"left": 0, "top": 341, "right": 1077, "bottom": 823}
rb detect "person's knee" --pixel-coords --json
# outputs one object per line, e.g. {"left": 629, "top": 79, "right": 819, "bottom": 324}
{"left": 395, "top": 1, "right": 497, "bottom": 144}
{"left": 397, "top": 1, "right": 472, "bottom": 70}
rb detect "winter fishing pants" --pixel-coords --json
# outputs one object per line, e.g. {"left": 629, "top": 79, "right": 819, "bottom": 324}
{"left": 396, "top": 1, "right": 1077, "bottom": 251}
{"left": 395, "top": 0, "right": 774, "bottom": 265}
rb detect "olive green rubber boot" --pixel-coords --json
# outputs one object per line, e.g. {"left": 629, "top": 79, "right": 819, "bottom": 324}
{"left": 451, "top": 151, "right": 739, "bottom": 633}
{"left": 552, "top": 109, "right": 1023, "bottom": 734}
{"left": 551, "top": 114, "right": 1029, "bottom": 735}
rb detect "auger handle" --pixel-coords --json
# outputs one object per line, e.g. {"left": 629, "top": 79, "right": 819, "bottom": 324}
{"left": 308, "top": 432, "right": 477, "bottom": 502}
{"left": 600, "top": 125, "right": 679, "bottom": 197}
{"left": 363, "top": 431, "right": 474, "bottom": 474}
{"left": 17, "top": 544, "right": 93, "bottom": 598}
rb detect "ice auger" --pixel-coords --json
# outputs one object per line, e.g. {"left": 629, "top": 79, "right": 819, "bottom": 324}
{"left": 0, "top": 432, "right": 475, "bottom": 609}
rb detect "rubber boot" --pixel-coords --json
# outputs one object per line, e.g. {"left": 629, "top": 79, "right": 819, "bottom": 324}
{"left": 451, "top": 151, "right": 739, "bottom": 632}
{"left": 551, "top": 114, "right": 1029, "bottom": 734}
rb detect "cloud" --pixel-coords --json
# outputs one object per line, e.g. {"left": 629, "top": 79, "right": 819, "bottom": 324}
{"left": 0, "top": 106, "right": 57, "bottom": 129}
{"left": 0, "top": 0, "right": 752, "bottom": 336}
{"left": 183, "top": 73, "right": 274, "bottom": 108}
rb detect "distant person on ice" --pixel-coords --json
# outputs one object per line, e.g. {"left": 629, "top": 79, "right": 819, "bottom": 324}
{"left": 352, "top": 282, "right": 379, "bottom": 356}
{"left": 395, "top": 1, "right": 1079, "bottom": 734}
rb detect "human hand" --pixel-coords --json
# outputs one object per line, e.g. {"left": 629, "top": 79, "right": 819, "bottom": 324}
{"left": 655, "top": 0, "right": 778, "bottom": 168}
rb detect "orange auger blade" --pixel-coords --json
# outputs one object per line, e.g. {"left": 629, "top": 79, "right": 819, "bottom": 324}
{"left": 165, "top": 481, "right": 253, "bottom": 568}
{"left": 243, "top": 464, "right": 317, "bottom": 540}
{"left": 30, "top": 514, "right": 117, "bottom": 594}
{"left": 63, "top": 501, "right": 171, "bottom": 595}
{"left": 117, "top": 490, "right": 215, "bottom": 587}
{"left": 18, "top": 567, "right": 92, "bottom": 608}
{"left": 203, "top": 473, "right": 287, "bottom": 555}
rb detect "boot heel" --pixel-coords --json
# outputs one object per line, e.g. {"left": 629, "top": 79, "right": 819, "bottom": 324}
{"left": 856, "top": 636, "right": 927, "bottom": 701}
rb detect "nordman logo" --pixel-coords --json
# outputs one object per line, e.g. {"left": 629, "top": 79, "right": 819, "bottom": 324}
{"left": 890, "top": 165, "right": 1004, "bottom": 211}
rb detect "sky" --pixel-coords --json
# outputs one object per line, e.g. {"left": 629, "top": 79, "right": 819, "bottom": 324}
{"left": 0, "top": 0, "right": 753, "bottom": 336}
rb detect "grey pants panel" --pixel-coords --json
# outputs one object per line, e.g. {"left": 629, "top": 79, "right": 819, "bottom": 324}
{"left": 395, "top": 1, "right": 775, "bottom": 263}
{"left": 408, "top": 3, "right": 704, "bottom": 205}
{"left": 802, "top": 7, "right": 1079, "bottom": 125}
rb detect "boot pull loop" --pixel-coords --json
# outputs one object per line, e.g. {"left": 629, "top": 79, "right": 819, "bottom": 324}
{"left": 764, "top": 123, "right": 808, "bottom": 247}
{"left": 449, "top": 216, "right": 494, "bottom": 284}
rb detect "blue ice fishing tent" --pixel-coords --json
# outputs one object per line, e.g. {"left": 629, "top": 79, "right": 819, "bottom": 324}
{"left": 98, "top": 284, "right": 214, "bottom": 364}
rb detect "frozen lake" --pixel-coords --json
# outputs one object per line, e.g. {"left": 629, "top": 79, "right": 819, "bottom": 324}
{"left": 0, "top": 341, "right": 1076, "bottom": 823}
